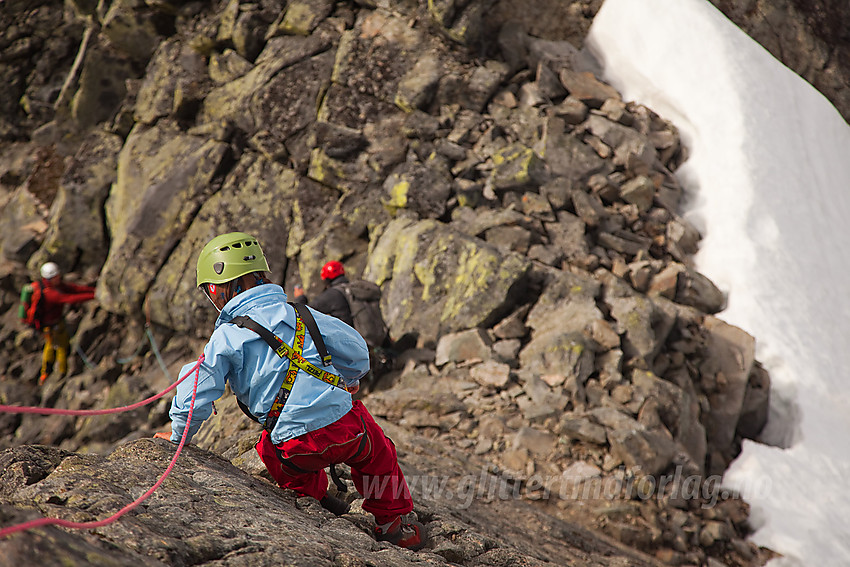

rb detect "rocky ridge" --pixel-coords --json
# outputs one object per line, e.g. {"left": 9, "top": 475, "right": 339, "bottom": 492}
{"left": 0, "top": 0, "right": 813, "bottom": 565}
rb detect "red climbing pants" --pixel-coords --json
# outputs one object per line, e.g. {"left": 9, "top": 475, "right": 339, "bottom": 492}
{"left": 255, "top": 400, "right": 413, "bottom": 524}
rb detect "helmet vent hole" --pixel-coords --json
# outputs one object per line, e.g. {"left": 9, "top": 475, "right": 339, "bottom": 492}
{"left": 233, "top": 242, "right": 242, "bottom": 248}
{"left": 244, "top": 255, "right": 255, "bottom": 261}
{"left": 213, "top": 262, "right": 225, "bottom": 275}
{"left": 220, "top": 246, "right": 230, "bottom": 251}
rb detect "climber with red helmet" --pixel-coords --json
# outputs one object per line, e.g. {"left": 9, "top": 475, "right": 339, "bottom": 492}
{"left": 156, "top": 233, "right": 427, "bottom": 551}
{"left": 293, "top": 260, "right": 354, "bottom": 327}
{"left": 292, "top": 260, "right": 394, "bottom": 387}
{"left": 321, "top": 260, "right": 345, "bottom": 281}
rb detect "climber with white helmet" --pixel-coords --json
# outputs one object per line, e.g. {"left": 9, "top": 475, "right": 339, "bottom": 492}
{"left": 26, "top": 262, "right": 96, "bottom": 384}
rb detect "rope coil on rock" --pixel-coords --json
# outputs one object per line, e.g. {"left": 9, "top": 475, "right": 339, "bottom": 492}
{"left": 0, "top": 354, "right": 205, "bottom": 538}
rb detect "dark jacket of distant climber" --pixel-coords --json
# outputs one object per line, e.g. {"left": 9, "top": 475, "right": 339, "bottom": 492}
{"left": 295, "top": 275, "right": 353, "bottom": 327}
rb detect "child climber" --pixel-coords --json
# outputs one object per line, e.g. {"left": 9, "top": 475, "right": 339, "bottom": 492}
{"left": 155, "top": 232, "right": 426, "bottom": 551}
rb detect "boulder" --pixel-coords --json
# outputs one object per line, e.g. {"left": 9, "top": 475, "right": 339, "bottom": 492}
{"left": 619, "top": 175, "right": 655, "bottom": 212}
{"left": 459, "top": 60, "right": 511, "bottom": 113}
{"left": 599, "top": 271, "right": 676, "bottom": 363}
{"left": 676, "top": 264, "right": 726, "bottom": 314}
{"left": 557, "top": 414, "right": 608, "bottom": 445}
{"left": 492, "top": 306, "right": 530, "bottom": 340}
{"left": 489, "top": 143, "right": 547, "bottom": 191}
{"left": 450, "top": 206, "right": 543, "bottom": 240}
{"left": 0, "top": 187, "right": 46, "bottom": 264}
{"left": 541, "top": 116, "right": 608, "bottom": 183}
{"left": 435, "top": 328, "right": 493, "bottom": 366}
{"left": 516, "top": 372, "right": 571, "bottom": 421}
{"left": 383, "top": 155, "right": 452, "bottom": 219}
{"left": 100, "top": 0, "right": 168, "bottom": 61}
{"left": 571, "top": 190, "right": 608, "bottom": 227}
{"left": 543, "top": 211, "right": 590, "bottom": 265}
{"left": 148, "top": 154, "right": 299, "bottom": 333}
{"left": 395, "top": 53, "right": 444, "bottom": 113}
{"left": 736, "top": 362, "right": 770, "bottom": 440}
{"left": 470, "top": 359, "right": 512, "bottom": 388}
{"left": 427, "top": 0, "right": 493, "bottom": 45}
{"left": 492, "top": 339, "right": 522, "bottom": 364}
{"left": 485, "top": 225, "right": 532, "bottom": 255}
{"left": 201, "top": 33, "right": 335, "bottom": 145}
{"left": 0, "top": 440, "right": 431, "bottom": 566}
{"left": 230, "top": 10, "right": 269, "bottom": 62}
{"left": 275, "top": 0, "right": 335, "bottom": 37}
{"left": 364, "top": 218, "right": 530, "bottom": 345}
{"left": 512, "top": 426, "right": 556, "bottom": 457}
{"left": 700, "top": 316, "right": 756, "bottom": 453}
{"left": 607, "top": 294, "right": 670, "bottom": 361}
{"left": 209, "top": 49, "right": 254, "bottom": 85}
{"left": 29, "top": 131, "right": 122, "bottom": 277}
{"left": 526, "top": 269, "right": 602, "bottom": 336}
{"left": 519, "top": 330, "right": 594, "bottom": 382}
{"left": 665, "top": 217, "right": 701, "bottom": 261}
{"left": 98, "top": 121, "right": 229, "bottom": 317}
{"left": 70, "top": 40, "right": 136, "bottom": 128}
{"left": 597, "top": 230, "right": 652, "bottom": 257}
{"left": 558, "top": 69, "right": 620, "bottom": 108}
{"left": 520, "top": 191, "right": 555, "bottom": 221}
{"left": 605, "top": 417, "right": 677, "bottom": 477}
{"left": 332, "top": 11, "right": 427, "bottom": 108}
{"left": 135, "top": 39, "right": 209, "bottom": 125}
{"left": 631, "top": 369, "right": 707, "bottom": 471}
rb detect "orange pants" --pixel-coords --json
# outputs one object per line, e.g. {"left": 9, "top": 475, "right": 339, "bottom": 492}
{"left": 255, "top": 400, "right": 413, "bottom": 524}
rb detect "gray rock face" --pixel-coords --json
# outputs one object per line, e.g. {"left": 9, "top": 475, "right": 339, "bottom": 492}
{"left": 0, "top": 435, "right": 670, "bottom": 567}
{"left": 27, "top": 131, "right": 122, "bottom": 279}
{"left": 98, "top": 121, "right": 229, "bottom": 316}
{"left": 147, "top": 154, "right": 299, "bottom": 332}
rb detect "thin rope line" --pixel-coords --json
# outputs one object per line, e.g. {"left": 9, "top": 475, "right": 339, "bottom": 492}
{"left": 0, "top": 359, "right": 198, "bottom": 416}
{"left": 0, "top": 355, "right": 204, "bottom": 538}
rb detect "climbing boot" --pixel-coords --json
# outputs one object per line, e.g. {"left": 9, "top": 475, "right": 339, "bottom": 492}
{"left": 375, "top": 516, "right": 427, "bottom": 551}
{"left": 319, "top": 494, "right": 350, "bottom": 516}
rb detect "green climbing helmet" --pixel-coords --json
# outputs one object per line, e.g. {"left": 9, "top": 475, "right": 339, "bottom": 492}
{"left": 196, "top": 232, "right": 270, "bottom": 287}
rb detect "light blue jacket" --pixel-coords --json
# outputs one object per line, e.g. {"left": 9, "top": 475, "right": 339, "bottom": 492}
{"left": 169, "top": 284, "right": 369, "bottom": 445}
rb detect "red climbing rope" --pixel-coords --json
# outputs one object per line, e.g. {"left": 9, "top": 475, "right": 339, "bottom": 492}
{"left": 0, "top": 361, "right": 195, "bottom": 416}
{"left": 0, "top": 354, "right": 204, "bottom": 539}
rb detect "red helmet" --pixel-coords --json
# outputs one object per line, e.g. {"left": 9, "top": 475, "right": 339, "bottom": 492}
{"left": 320, "top": 260, "right": 344, "bottom": 280}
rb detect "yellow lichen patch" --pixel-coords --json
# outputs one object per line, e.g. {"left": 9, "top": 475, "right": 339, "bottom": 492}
{"left": 394, "top": 91, "right": 417, "bottom": 114}
{"left": 414, "top": 259, "right": 437, "bottom": 299}
{"left": 491, "top": 144, "right": 541, "bottom": 187}
{"left": 387, "top": 179, "right": 410, "bottom": 209}
{"left": 330, "top": 31, "right": 356, "bottom": 84}
{"left": 364, "top": 218, "right": 416, "bottom": 285}
{"left": 307, "top": 148, "right": 345, "bottom": 188}
{"left": 441, "top": 244, "right": 499, "bottom": 320}
{"left": 280, "top": 3, "right": 317, "bottom": 36}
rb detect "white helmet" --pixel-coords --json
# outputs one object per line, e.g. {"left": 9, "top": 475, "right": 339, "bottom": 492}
{"left": 40, "top": 262, "right": 60, "bottom": 279}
